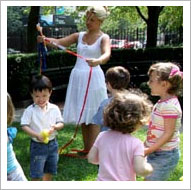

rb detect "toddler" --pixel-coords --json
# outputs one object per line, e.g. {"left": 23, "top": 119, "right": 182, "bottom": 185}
{"left": 144, "top": 62, "right": 183, "bottom": 181}
{"left": 88, "top": 90, "right": 153, "bottom": 181}
{"left": 93, "top": 66, "right": 130, "bottom": 132}
{"left": 7, "top": 93, "right": 27, "bottom": 181}
{"left": 21, "top": 75, "right": 64, "bottom": 181}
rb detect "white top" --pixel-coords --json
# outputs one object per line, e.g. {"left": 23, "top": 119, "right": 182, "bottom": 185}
{"left": 63, "top": 32, "right": 108, "bottom": 124}
{"left": 21, "top": 102, "right": 63, "bottom": 142}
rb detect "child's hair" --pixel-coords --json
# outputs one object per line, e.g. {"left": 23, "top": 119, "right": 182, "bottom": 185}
{"left": 7, "top": 93, "right": 15, "bottom": 125}
{"left": 148, "top": 62, "right": 183, "bottom": 96}
{"left": 103, "top": 90, "right": 153, "bottom": 134}
{"left": 105, "top": 66, "right": 130, "bottom": 90}
{"left": 30, "top": 75, "right": 52, "bottom": 93}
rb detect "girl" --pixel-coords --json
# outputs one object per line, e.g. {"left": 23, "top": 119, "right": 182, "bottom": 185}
{"left": 88, "top": 91, "right": 153, "bottom": 181}
{"left": 144, "top": 62, "right": 183, "bottom": 181}
{"left": 7, "top": 93, "right": 27, "bottom": 181}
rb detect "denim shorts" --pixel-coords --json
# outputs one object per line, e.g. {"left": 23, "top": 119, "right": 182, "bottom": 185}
{"left": 30, "top": 139, "right": 59, "bottom": 179}
{"left": 145, "top": 148, "right": 180, "bottom": 181}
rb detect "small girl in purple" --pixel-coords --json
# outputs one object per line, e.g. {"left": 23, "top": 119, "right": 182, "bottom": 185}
{"left": 88, "top": 90, "right": 153, "bottom": 181}
{"left": 144, "top": 62, "right": 183, "bottom": 181}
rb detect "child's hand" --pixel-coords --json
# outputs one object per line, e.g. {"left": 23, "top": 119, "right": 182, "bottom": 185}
{"left": 36, "top": 134, "right": 44, "bottom": 142}
{"left": 49, "top": 125, "right": 56, "bottom": 134}
{"left": 144, "top": 147, "right": 149, "bottom": 156}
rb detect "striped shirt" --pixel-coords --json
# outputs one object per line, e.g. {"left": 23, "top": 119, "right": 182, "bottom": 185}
{"left": 145, "top": 96, "right": 182, "bottom": 151}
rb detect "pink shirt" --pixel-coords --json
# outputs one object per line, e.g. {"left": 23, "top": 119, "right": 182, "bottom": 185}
{"left": 93, "top": 130, "right": 144, "bottom": 181}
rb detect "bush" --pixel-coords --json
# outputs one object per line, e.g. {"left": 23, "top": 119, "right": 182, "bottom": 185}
{"left": 8, "top": 47, "right": 183, "bottom": 102}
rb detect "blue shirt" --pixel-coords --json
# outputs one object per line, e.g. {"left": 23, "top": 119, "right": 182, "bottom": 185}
{"left": 92, "top": 97, "right": 112, "bottom": 132}
{"left": 7, "top": 127, "right": 18, "bottom": 174}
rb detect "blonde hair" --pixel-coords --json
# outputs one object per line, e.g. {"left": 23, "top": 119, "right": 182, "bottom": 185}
{"left": 148, "top": 62, "right": 183, "bottom": 96}
{"left": 86, "top": 6, "right": 110, "bottom": 21}
{"left": 103, "top": 90, "right": 153, "bottom": 134}
{"left": 7, "top": 93, "right": 15, "bottom": 125}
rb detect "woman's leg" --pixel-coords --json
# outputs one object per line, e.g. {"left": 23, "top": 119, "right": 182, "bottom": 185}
{"left": 87, "top": 124, "right": 100, "bottom": 151}
{"left": 81, "top": 123, "right": 89, "bottom": 151}
{"left": 81, "top": 123, "right": 100, "bottom": 151}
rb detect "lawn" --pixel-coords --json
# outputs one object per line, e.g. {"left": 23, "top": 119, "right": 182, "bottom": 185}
{"left": 12, "top": 122, "right": 183, "bottom": 181}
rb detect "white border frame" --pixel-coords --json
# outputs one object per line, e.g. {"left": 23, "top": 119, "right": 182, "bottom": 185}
{"left": 1, "top": 1, "right": 190, "bottom": 189}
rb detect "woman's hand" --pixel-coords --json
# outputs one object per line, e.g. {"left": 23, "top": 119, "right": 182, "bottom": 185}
{"left": 37, "top": 35, "right": 46, "bottom": 43}
{"left": 86, "top": 58, "right": 101, "bottom": 67}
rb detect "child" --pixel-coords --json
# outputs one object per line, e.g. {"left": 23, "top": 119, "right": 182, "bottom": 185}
{"left": 144, "top": 62, "right": 183, "bottom": 181}
{"left": 88, "top": 91, "right": 153, "bottom": 181}
{"left": 92, "top": 66, "right": 130, "bottom": 132}
{"left": 7, "top": 93, "right": 27, "bottom": 181}
{"left": 21, "top": 75, "right": 64, "bottom": 181}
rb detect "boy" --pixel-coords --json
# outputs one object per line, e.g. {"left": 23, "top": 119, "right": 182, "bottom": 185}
{"left": 92, "top": 66, "right": 130, "bottom": 132}
{"left": 21, "top": 75, "right": 64, "bottom": 181}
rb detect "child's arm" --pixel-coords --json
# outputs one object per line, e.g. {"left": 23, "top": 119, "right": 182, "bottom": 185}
{"left": 134, "top": 155, "right": 153, "bottom": 177}
{"left": 88, "top": 146, "right": 99, "bottom": 165}
{"left": 22, "top": 126, "right": 44, "bottom": 142}
{"left": 145, "top": 118, "right": 176, "bottom": 156}
{"left": 49, "top": 122, "right": 64, "bottom": 134}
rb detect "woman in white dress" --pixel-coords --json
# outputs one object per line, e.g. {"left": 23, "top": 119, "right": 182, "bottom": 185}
{"left": 38, "top": 6, "right": 111, "bottom": 154}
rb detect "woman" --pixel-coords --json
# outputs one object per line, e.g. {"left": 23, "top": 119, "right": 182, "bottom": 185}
{"left": 38, "top": 6, "right": 111, "bottom": 154}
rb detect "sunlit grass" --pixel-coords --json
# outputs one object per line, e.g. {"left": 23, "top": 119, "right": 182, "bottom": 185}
{"left": 12, "top": 122, "right": 183, "bottom": 181}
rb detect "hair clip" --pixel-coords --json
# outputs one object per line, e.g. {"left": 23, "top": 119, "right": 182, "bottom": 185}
{"left": 169, "top": 67, "right": 183, "bottom": 78}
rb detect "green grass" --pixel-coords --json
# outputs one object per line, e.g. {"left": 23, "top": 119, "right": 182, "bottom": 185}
{"left": 12, "top": 122, "right": 183, "bottom": 181}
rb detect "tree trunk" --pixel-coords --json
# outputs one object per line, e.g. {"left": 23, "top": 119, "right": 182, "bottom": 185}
{"left": 135, "top": 6, "right": 164, "bottom": 48}
{"left": 27, "top": 6, "right": 40, "bottom": 53}
{"left": 146, "top": 7, "right": 160, "bottom": 48}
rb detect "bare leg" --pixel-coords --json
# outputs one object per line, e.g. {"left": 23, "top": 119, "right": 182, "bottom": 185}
{"left": 42, "top": 173, "right": 52, "bottom": 181}
{"left": 81, "top": 123, "right": 89, "bottom": 151}
{"left": 87, "top": 124, "right": 100, "bottom": 151}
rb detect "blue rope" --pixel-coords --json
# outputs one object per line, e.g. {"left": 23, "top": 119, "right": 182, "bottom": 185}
{"left": 37, "top": 42, "right": 47, "bottom": 73}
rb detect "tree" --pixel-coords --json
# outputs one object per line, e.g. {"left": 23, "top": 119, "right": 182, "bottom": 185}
{"left": 27, "top": 6, "right": 40, "bottom": 52}
{"left": 135, "top": 6, "right": 164, "bottom": 48}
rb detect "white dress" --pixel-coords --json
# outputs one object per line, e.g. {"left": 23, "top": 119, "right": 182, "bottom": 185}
{"left": 63, "top": 32, "right": 108, "bottom": 125}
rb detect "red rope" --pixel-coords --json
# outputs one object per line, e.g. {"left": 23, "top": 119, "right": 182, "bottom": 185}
{"left": 41, "top": 36, "right": 92, "bottom": 154}
{"left": 58, "top": 66, "right": 93, "bottom": 154}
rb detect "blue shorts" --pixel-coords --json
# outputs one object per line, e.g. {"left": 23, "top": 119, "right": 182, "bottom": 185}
{"left": 145, "top": 148, "right": 180, "bottom": 181}
{"left": 30, "top": 139, "right": 59, "bottom": 179}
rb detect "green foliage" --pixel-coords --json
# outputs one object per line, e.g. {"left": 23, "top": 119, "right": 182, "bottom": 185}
{"left": 12, "top": 122, "right": 183, "bottom": 181}
{"left": 7, "top": 47, "right": 183, "bottom": 101}
{"left": 159, "top": 6, "right": 183, "bottom": 30}
{"left": 7, "top": 6, "right": 27, "bottom": 34}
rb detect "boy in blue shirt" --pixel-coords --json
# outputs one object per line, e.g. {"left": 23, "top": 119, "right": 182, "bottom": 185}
{"left": 93, "top": 66, "right": 130, "bottom": 132}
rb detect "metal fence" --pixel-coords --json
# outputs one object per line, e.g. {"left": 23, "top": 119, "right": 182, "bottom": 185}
{"left": 7, "top": 27, "right": 183, "bottom": 53}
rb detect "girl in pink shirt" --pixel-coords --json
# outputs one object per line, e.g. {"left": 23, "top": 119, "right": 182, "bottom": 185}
{"left": 144, "top": 62, "right": 183, "bottom": 181}
{"left": 88, "top": 91, "right": 153, "bottom": 181}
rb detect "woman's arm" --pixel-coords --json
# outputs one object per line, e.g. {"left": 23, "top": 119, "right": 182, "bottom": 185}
{"left": 88, "top": 146, "right": 99, "bottom": 165}
{"left": 38, "top": 32, "right": 79, "bottom": 49}
{"left": 144, "top": 118, "right": 176, "bottom": 156}
{"left": 86, "top": 35, "right": 111, "bottom": 67}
